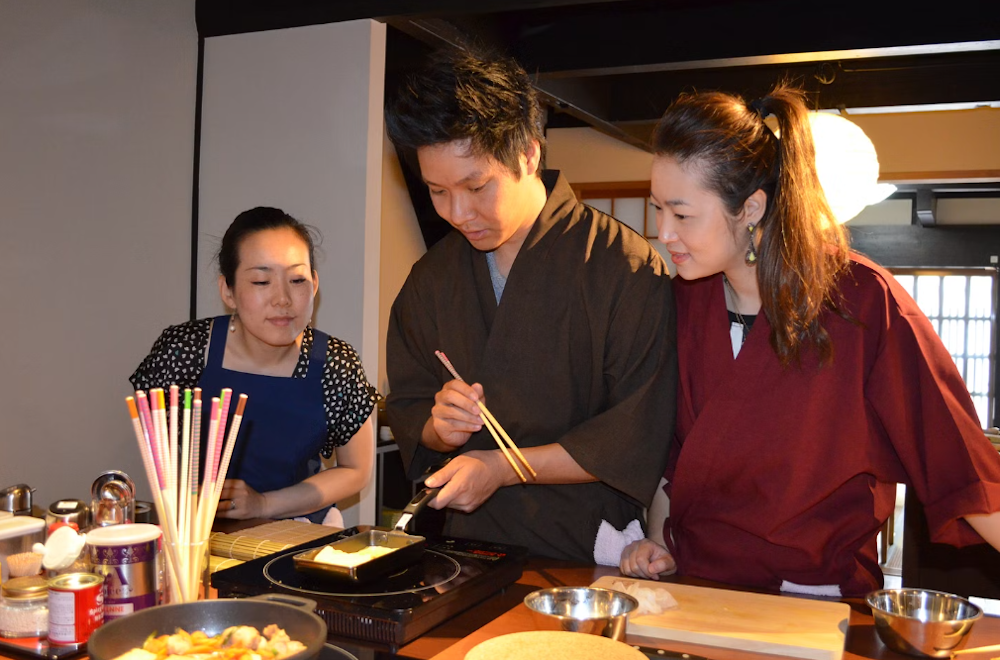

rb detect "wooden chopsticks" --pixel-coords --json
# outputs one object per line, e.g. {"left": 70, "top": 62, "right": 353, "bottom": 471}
{"left": 952, "top": 644, "right": 1000, "bottom": 657}
{"left": 435, "top": 351, "right": 537, "bottom": 482}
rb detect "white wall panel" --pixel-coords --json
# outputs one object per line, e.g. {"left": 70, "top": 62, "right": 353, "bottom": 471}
{"left": 0, "top": 1, "right": 196, "bottom": 507}
{"left": 197, "top": 20, "right": 386, "bottom": 525}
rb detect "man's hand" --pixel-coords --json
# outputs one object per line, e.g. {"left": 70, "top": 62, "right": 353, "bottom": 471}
{"left": 619, "top": 539, "right": 677, "bottom": 580}
{"left": 422, "top": 380, "right": 486, "bottom": 451}
{"left": 423, "top": 450, "right": 512, "bottom": 513}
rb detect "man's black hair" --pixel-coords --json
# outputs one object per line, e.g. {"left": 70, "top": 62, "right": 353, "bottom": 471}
{"left": 385, "top": 49, "right": 546, "bottom": 178}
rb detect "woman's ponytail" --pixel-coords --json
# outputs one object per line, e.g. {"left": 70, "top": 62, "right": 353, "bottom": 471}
{"left": 653, "top": 83, "right": 851, "bottom": 366}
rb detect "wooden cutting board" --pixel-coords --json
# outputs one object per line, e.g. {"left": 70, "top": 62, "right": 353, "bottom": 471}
{"left": 591, "top": 576, "right": 850, "bottom": 660}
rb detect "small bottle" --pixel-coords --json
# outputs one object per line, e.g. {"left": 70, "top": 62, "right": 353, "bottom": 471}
{"left": 0, "top": 576, "right": 48, "bottom": 638}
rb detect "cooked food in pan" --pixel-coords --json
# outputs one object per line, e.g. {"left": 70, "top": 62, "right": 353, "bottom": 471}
{"left": 313, "top": 544, "right": 395, "bottom": 567}
{"left": 113, "top": 624, "right": 306, "bottom": 660}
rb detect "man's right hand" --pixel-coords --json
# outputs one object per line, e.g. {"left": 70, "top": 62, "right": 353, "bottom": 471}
{"left": 421, "top": 379, "right": 486, "bottom": 451}
{"left": 620, "top": 539, "right": 677, "bottom": 580}
{"left": 423, "top": 450, "right": 511, "bottom": 513}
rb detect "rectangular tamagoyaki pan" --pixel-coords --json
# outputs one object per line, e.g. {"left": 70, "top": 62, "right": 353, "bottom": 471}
{"left": 293, "top": 487, "right": 439, "bottom": 584}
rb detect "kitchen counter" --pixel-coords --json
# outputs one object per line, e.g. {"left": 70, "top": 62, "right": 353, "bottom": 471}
{"left": 391, "top": 560, "right": 1000, "bottom": 660}
{"left": 4, "top": 555, "right": 998, "bottom": 660}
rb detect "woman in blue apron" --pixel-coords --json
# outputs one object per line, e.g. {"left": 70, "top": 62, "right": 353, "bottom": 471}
{"left": 130, "top": 207, "right": 379, "bottom": 524}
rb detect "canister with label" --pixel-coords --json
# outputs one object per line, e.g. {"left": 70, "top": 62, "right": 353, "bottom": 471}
{"left": 47, "top": 572, "right": 104, "bottom": 646}
{"left": 85, "top": 523, "right": 162, "bottom": 621}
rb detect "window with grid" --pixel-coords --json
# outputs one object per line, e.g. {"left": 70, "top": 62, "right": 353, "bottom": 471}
{"left": 574, "top": 182, "right": 675, "bottom": 274}
{"left": 891, "top": 268, "right": 997, "bottom": 428}
{"left": 574, "top": 182, "right": 656, "bottom": 238}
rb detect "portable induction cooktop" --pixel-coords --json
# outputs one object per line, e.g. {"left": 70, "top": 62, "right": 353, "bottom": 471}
{"left": 212, "top": 527, "right": 528, "bottom": 650}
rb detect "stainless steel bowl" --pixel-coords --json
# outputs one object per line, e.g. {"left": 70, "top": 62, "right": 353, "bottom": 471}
{"left": 525, "top": 586, "right": 638, "bottom": 641}
{"left": 867, "top": 589, "right": 982, "bottom": 658}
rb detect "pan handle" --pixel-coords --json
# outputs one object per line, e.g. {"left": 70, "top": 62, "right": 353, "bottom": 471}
{"left": 404, "top": 487, "right": 440, "bottom": 515}
{"left": 394, "top": 487, "right": 441, "bottom": 532}
{"left": 248, "top": 593, "right": 318, "bottom": 612}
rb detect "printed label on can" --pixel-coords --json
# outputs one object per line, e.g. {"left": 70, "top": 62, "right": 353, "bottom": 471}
{"left": 48, "top": 573, "right": 104, "bottom": 645}
{"left": 88, "top": 538, "right": 159, "bottom": 620}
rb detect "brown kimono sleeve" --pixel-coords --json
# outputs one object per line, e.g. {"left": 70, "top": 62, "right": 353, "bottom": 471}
{"left": 555, "top": 262, "right": 678, "bottom": 507}
{"left": 385, "top": 276, "right": 454, "bottom": 478}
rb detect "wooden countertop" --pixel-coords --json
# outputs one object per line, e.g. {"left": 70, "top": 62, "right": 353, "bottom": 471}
{"left": 394, "top": 560, "right": 1000, "bottom": 660}
{"left": 203, "top": 518, "right": 1000, "bottom": 658}
{"left": 5, "top": 534, "right": 998, "bottom": 660}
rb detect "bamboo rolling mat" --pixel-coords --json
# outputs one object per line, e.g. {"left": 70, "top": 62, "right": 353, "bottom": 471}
{"left": 208, "top": 520, "right": 340, "bottom": 573}
{"left": 209, "top": 555, "right": 246, "bottom": 573}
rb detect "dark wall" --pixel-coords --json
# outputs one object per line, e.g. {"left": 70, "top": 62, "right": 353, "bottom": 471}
{"left": 848, "top": 224, "right": 1000, "bottom": 269}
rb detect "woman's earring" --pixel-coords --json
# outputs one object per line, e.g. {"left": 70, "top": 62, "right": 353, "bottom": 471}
{"left": 230, "top": 314, "right": 237, "bottom": 333}
{"left": 745, "top": 223, "right": 758, "bottom": 266}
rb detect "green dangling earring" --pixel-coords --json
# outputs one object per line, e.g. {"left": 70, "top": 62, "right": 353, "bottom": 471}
{"left": 745, "top": 223, "right": 758, "bottom": 266}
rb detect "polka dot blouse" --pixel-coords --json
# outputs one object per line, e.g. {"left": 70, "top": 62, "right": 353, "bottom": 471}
{"left": 129, "top": 318, "right": 381, "bottom": 458}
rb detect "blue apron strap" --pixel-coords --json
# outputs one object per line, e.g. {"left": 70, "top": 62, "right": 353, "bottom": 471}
{"left": 308, "top": 328, "right": 329, "bottom": 371}
{"left": 303, "top": 327, "right": 334, "bottom": 524}
{"left": 206, "top": 316, "right": 230, "bottom": 370}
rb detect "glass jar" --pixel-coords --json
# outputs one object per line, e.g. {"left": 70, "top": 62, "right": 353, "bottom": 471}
{"left": 0, "top": 576, "right": 48, "bottom": 638}
{"left": 44, "top": 555, "right": 92, "bottom": 579}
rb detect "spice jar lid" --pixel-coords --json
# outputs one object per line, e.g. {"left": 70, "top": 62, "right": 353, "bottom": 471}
{"left": 2, "top": 575, "right": 48, "bottom": 600}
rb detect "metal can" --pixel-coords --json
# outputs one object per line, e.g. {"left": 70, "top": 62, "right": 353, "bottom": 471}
{"left": 86, "top": 523, "right": 162, "bottom": 620}
{"left": 47, "top": 573, "right": 104, "bottom": 646}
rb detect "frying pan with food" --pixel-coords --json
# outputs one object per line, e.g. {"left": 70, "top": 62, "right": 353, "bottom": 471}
{"left": 293, "top": 487, "right": 439, "bottom": 584}
{"left": 87, "top": 594, "right": 327, "bottom": 660}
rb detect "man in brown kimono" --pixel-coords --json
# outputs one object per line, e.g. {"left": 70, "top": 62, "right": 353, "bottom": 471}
{"left": 384, "top": 51, "right": 677, "bottom": 562}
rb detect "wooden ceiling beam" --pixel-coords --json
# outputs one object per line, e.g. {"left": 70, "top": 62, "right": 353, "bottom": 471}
{"left": 504, "top": 0, "right": 1000, "bottom": 76}
{"left": 199, "top": 0, "right": 1000, "bottom": 153}
{"left": 196, "top": 0, "right": 635, "bottom": 38}
{"left": 600, "top": 51, "right": 1000, "bottom": 122}
{"left": 385, "top": 17, "right": 652, "bottom": 151}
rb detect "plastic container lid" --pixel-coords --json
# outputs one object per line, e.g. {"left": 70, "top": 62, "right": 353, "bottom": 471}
{"left": 34, "top": 526, "right": 87, "bottom": 570}
{"left": 2, "top": 576, "right": 48, "bottom": 600}
{"left": 85, "top": 523, "right": 161, "bottom": 545}
{"left": 0, "top": 517, "right": 45, "bottom": 540}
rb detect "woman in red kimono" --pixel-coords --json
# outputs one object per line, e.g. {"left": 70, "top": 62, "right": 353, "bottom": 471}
{"left": 620, "top": 84, "right": 1000, "bottom": 596}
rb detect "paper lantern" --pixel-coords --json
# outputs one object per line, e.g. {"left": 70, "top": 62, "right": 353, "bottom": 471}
{"left": 807, "top": 112, "right": 896, "bottom": 224}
